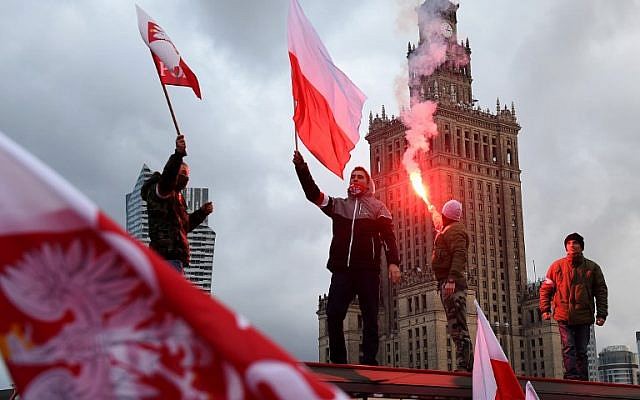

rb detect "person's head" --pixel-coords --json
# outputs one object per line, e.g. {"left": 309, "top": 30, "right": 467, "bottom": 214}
{"left": 441, "top": 199, "right": 462, "bottom": 225}
{"left": 350, "top": 167, "right": 370, "bottom": 186}
{"left": 176, "top": 162, "right": 190, "bottom": 191}
{"left": 564, "top": 232, "right": 584, "bottom": 255}
{"left": 348, "top": 166, "right": 373, "bottom": 196}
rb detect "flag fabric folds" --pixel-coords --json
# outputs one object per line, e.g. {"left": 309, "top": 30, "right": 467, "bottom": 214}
{"left": 136, "top": 5, "right": 202, "bottom": 99}
{"left": 287, "top": 0, "right": 366, "bottom": 178}
{"left": 0, "top": 129, "right": 346, "bottom": 399}
{"left": 525, "top": 381, "right": 541, "bottom": 400}
{"left": 472, "top": 300, "right": 525, "bottom": 400}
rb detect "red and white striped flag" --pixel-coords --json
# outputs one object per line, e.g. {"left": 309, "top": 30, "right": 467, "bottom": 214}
{"left": 287, "top": 0, "right": 366, "bottom": 178}
{"left": 136, "top": 5, "right": 202, "bottom": 99}
{"left": 472, "top": 300, "right": 525, "bottom": 399}
{"left": 0, "top": 129, "right": 346, "bottom": 399}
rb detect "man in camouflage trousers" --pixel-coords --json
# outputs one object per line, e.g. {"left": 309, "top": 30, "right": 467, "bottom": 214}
{"left": 141, "top": 134, "right": 213, "bottom": 273}
{"left": 431, "top": 199, "right": 472, "bottom": 371}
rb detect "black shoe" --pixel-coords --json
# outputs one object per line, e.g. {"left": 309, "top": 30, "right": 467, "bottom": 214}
{"left": 360, "top": 359, "right": 378, "bottom": 366}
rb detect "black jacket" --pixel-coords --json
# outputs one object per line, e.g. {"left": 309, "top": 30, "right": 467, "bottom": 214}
{"left": 141, "top": 151, "right": 207, "bottom": 265}
{"left": 295, "top": 162, "right": 400, "bottom": 272}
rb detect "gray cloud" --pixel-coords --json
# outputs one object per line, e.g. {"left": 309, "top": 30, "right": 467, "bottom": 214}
{"left": 2, "top": 0, "right": 640, "bottom": 389}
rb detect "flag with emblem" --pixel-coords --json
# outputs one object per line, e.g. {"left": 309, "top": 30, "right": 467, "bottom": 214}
{"left": 0, "top": 129, "right": 346, "bottom": 399}
{"left": 136, "top": 5, "right": 201, "bottom": 99}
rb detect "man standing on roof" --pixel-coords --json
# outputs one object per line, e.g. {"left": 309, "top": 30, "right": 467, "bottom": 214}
{"left": 293, "top": 150, "right": 401, "bottom": 365}
{"left": 431, "top": 199, "right": 472, "bottom": 372}
{"left": 141, "top": 134, "right": 213, "bottom": 273}
{"left": 540, "top": 232, "right": 608, "bottom": 381}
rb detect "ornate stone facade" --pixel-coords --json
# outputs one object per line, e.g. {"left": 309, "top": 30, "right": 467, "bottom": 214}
{"left": 317, "top": 0, "right": 562, "bottom": 375}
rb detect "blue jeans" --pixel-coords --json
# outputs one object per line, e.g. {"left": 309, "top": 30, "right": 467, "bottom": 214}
{"left": 557, "top": 322, "right": 590, "bottom": 380}
{"left": 167, "top": 259, "right": 184, "bottom": 273}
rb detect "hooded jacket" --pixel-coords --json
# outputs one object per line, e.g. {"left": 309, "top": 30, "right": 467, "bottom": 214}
{"left": 141, "top": 151, "right": 207, "bottom": 265}
{"left": 539, "top": 254, "right": 608, "bottom": 325}
{"left": 295, "top": 162, "right": 400, "bottom": 272}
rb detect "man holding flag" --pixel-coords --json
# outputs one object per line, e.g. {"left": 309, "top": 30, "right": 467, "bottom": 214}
{"left": 293, "top": 151, "right": 401, "bottom": 365}
{"left": 141, "top": 135, "right": 213, "bottom": 273}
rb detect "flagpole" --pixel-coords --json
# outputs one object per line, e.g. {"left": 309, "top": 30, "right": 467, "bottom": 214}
{"left": 160, "top": 82, "right": 181, "bottom": 136}
{"left": 150, "top": 50, "right": 181, "bottom": 136}
{"left": 293, "top": 99, "right": 299, "bottom": 151}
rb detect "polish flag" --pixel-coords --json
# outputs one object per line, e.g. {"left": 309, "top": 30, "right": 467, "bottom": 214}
{"left": 136, "top": 5, "right": 202, "bottom": 99}
{"left": 287, "top": 0, "right": 366, "bottom": 178}
{"left": 525, "top": 381, "right": 541, "bottom": 400}
{"left": 472, "top": 300, "right": 525, "bottom": 399}
{"left": 0, "top": 129, "right": 346, "bottom": 399}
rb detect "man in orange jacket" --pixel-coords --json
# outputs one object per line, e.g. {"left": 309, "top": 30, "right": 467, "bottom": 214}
{"left": 539, "top": 232, "right": 608, "bottom": 381}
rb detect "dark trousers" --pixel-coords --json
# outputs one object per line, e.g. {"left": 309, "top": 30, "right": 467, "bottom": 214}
{"left": 557, "top": 322, "right": 591, "bottom": 380}
{"left": 326, "top": 269, "right": 380, "bottom": 365}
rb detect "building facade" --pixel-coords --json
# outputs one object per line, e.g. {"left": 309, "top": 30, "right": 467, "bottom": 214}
{"left": 316, "top": 0, "right": 571, "bottom": 376}
{"left": 598, "top": 345, "right": 639, "bottom": 385}
{"left": 126, "top": 164, "right": 216, "bottom": 292}
{"left": 521, "top": 281, "right": 564, "bottom": 378}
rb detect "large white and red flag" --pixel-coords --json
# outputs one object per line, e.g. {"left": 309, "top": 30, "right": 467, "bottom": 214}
{"left": 472, "top": 300, "right": 525, "bottom": 400}
{"left": 287, "top": 0, "right": 366, "bottom": 178}
{"left": 0, "top": 129, "right": 346, "bottom": 399}
{"left": 136, "top": 5, "right": 202, "bottom": 99}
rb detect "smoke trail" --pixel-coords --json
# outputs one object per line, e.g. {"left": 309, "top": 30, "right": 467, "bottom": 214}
{"left": 398, "top": 0, "right": 469, "bottom": 215}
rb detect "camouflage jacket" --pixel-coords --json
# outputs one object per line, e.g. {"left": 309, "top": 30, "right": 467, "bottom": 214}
{"left": 431, "top": 221, "right": 469, "bottom": 283}
{"left": 539, "top": 254, "right": 608, "bottom": 325}
{"left": 141, "top": 152, "right": 207, "bottom": 265}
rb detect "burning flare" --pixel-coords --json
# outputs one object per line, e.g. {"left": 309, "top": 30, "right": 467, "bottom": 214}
{"left": 409, "top": 170, "right": 442, "bottom": 232}
{"left": 409, "top": 171, "right": 431, "bottom": 209}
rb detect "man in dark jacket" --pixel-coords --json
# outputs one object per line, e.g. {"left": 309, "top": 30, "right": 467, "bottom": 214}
{"left": 540, "top": 232, "right": 608, "bottom": 381}
{"left": 141, "top": 134, "right": 213, "bottom": 273}
{"left": 431, "top": 199, "right": 472, "bottom": 371}
{"left": 293, "top": 151, "right": 400, "bottom": 365}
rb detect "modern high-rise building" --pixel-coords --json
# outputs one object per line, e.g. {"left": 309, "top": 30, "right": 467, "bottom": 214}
{"left": 587, "top": 325, "right": 599, "bottom": 382}
{"left": 598, "top": 345, "right": 639, "bottom": 385}
{"left": 317, "top": 0, "right": 549, "bottom": 373}
{"left": 126, "top": 164, "right": 216, "bottom": 292}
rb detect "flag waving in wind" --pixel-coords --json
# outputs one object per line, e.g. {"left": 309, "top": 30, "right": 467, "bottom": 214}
{"left": 0, "top": 129, "right": 346, "bottom": 399}
{"left": 287, "top": 0, "right": 366, "bottom": 178}
{"left": 473, "top": 300, "right": 525, "bottom": 399}
{"left": 137, "top": 5, "right": 201, "bottom": 99}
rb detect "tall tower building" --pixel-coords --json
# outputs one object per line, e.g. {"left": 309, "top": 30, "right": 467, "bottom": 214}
{"left": 126, "top": 164, "right": 216, "bottom": 293}
{"left": 368, "top": 0, "right": 527, "bottom": 371}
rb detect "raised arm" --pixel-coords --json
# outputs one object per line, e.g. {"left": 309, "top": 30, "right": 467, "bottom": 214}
{"left": 188, "top": 202, "right": 214, "bottom": 232}
{"left": 293, "top": 151, "right": 330, "bottom": 208}
{"left": 158, "top": 135, "right": 187, "bottom": 197}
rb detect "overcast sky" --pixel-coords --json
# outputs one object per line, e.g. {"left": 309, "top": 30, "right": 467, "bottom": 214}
{"left": 1, "top": 0, "right": 640, "bottom": 389}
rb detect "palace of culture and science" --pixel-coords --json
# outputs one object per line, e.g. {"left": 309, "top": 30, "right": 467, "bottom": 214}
{"left": 318, "top": 0, "right": 569, "bottom": 379}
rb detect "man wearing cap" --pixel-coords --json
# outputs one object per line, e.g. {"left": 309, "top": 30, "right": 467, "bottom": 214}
{"left": 431, "top": 199, "right": 472, "bottom": 371}
{"left": 292, "top": 151, "right": 401, "bottom": 365}
{"left": 539, "top": 233, "right": 608, "bottom": 381}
